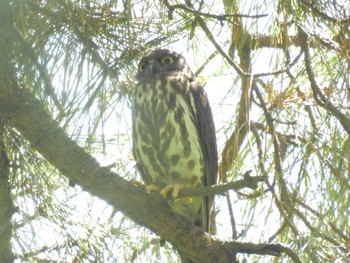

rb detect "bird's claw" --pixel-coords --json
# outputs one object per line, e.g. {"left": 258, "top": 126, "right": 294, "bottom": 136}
{"left": 160, "top": 184, "right": 181, "bottom": 198}
{"left": 130, "top": 179, "right": 160, "bottom": 194}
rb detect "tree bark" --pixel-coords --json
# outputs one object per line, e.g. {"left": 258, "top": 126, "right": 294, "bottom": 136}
{"left": 0, "top": 76, "right": 300, "bottom": 263}
{"left": 0, "top": 120, "right": 15, "bottom": 263}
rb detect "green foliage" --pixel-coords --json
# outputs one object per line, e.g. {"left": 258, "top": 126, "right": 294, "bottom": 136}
{"left": 0, "top": 0, "right": 349, "bottom": 262}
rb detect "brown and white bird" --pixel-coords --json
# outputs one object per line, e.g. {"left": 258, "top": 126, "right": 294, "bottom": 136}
{"left": 132, "top": 49, "right": 218, "bottom": 262}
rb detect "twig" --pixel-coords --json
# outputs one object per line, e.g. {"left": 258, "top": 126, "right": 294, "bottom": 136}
{"left": 162, "top": 0, "right": 267, "bottom": 23}
{"left": 298, "top": 27, "right": 350, "bottom": 134}
{"left": 223, "top": 241, "right": 303, "bottom": 263}
{"left": 158, "top": 171, "right": 266, "bottom": 199}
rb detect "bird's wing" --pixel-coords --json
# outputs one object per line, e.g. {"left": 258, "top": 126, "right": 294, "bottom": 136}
{"left": 190, "top": 80, "right": 218, "bottom": 233}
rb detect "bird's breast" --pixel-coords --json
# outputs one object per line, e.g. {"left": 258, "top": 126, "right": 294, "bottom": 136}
{"left": 133, "top": 77, "right": 205, "bottom": 188}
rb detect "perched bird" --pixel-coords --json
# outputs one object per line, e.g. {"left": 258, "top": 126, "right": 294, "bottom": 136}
{"left": 132, "top": 49, "right": 218, "bottom": 262}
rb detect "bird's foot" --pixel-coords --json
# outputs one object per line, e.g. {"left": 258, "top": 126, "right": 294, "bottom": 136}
{"left": 160, "top": 184, "right": 193, "bottom": 205}
{"left": 130, "top": 179, "right": 160, "bottom": 194}
{"left": 145, "top": 184, "right": 160, "bottom": 194}
{"left": 130, "top": 178, "right": 144, "bottom": 188}
{"left": 160, "top": 183, "right": 181, "bottom": 198}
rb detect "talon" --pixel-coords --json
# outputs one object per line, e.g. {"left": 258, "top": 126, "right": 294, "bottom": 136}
{"left": 160, "top": 184, "right": 181, "bottom": 198}
{"left": 130, "top": 179, "right": 160, "bottom": 194}
{"left": 160, "top": 185, "right": 171, "bottom": 198}
{"left": 145, "top": 184, "right": 160, "bottom": 194}
{"left": 130, "top": 178, "right": 144, "bottom": 188}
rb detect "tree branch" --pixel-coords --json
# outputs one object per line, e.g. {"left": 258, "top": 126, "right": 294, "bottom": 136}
{"left": 0, "top": 76, "right": 300, "bottom": 263}
{"left": 224, "top": 241, "right": 302, "bottom": 263}
{"left": 298, "top": 27, "right": 350, "bottom": 134}
{"left": 0, "top": 120, "right": 15, "bottom": 263}
{"left": 162, "top": 0, "right": 267, "bottom": 23}
{"left": 164, "top": 171, "right": 265, "bottom": 199}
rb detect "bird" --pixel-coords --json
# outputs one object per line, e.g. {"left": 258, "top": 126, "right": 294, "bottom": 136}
{"left": 132, "top": 49, "right": 218, "bottom": 262}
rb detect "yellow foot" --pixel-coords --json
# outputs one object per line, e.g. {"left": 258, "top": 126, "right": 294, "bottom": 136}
{"left": 130, "top": 179, "right": 160, "bottom": 194}
{"left": 145, "top": 184, "right": 160, "bottom": 194}
{"left": 130, "top": 178, "right": 144, "bottom": 188}
{"left": 160, "top": 184, "right": 181, "bottom": 198}
{"left": 160, "top": 184, "right": 193, "bottom": 206}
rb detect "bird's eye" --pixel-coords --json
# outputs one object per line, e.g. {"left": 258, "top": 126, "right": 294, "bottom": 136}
{"left": 161, "top": 56, "right": 174, "bottom": 65}
{"left": 138, "top": 63, "right": 146, "bottom": 72}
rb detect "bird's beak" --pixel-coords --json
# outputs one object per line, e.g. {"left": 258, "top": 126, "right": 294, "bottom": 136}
{"left": 146, "top": 64, "right": 155, "bottom": 77}
{"left": 146, "top": 60, "right": 159, "bottom": 77}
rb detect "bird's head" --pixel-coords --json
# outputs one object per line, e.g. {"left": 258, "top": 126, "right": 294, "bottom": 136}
{"left": 136, "top": 49, "right": 194, "bottom": 81}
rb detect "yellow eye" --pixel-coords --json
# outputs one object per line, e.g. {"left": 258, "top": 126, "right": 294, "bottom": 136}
{"left": 138, "top": 63, "right": 146, "bottom": 72}
{"left": 161, "top": 56, "right": 174, "bottom": 64}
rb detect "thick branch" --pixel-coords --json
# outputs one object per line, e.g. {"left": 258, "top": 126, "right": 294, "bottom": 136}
{"left": 0, "top": 120, "right": 15, "bottom": 263}
{"left": 0, "top": 76, "right": 300, "bottom": 263}
{"left": 0, "top": 2, "right": 16, "bottom": 261}
{"left": 0, "top": 82, "right": 218, "bottom": 262}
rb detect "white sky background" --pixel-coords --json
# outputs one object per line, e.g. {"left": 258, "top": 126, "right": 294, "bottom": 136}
{"left": 11, "top": 0, "right": 350, "bottom": 262}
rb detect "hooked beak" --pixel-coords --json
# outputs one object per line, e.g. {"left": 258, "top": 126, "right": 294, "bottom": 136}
{"left": 145, "top": 61, "right": 160, "bottom": 77}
